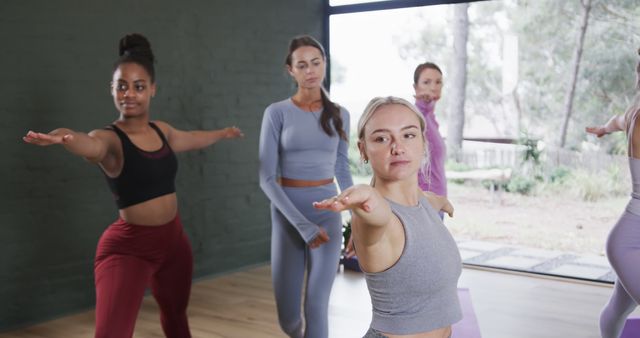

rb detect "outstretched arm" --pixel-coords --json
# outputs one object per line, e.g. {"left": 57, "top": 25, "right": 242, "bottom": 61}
{"left": 156, "top": 120, "right": 243, "bottom": 153}
{"left": 314, "top": 184, "right": 391, "bottom": 247}
{"left": 586, "top": 115, "right": 626, "bottom": 137}
{"left": 23, "top": 128, "right": 110, "bottom": 163}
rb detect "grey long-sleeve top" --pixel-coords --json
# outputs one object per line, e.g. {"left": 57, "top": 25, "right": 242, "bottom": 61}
{"left": 259, "top": 98, "right": 354, "bottom": 243}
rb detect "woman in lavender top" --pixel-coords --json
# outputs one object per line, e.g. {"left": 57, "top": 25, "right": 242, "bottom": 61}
{"left": 587, "top": 47, "right": 640, "bottom": 338}
{"left": 413, "top": 62, "right": 446, "bottom": 197}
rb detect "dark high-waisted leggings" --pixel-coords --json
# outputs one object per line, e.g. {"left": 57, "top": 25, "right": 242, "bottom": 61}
{"left": 94, "top": 214, "right": 193, "bottom": 338}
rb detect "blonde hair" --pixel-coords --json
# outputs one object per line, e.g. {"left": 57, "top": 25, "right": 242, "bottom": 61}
{"left": 357, "top": 96, "right": 426, "bottom": 138}
{"left": 357, "top": 96, "right": 430, "bottom": 185}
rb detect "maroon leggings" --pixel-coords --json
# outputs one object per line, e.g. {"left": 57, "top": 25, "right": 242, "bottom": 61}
{"left": 94, "top": 214, "right": 193, "bottom": 338}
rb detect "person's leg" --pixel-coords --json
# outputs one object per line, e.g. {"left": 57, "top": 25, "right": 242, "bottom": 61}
{"left": 94, "top": 254, "right": 152, "bottom": 338}
{"left": 601, "top": 281, "right": 636, "bottom": 338}
{"left": 271, "top": 205, "right": 306, "bottom": 338}
{"left": 151, "top": 223, "right": 193, "bottom": 338}
{"left": 600, "top": 212, "right": 640, "bottom": 338}
{"left": 303, "top": 213, "right": 342, "bottom": 338}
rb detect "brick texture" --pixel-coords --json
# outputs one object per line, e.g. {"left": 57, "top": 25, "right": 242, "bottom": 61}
{"left": 0, "top": 0, "right": 323, "bottom": 331}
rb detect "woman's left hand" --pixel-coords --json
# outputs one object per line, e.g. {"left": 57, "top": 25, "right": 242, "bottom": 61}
{"left": 423, "top": 191, "right": 454, "bottom": 217}
{"left": 308, "top": 227, "right": 330, "bottom": 249}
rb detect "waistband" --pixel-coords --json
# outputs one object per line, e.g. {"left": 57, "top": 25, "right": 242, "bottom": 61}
{"left": 112, "top": 212, "right": 181, "bottom": 228}
{"left": 279, "top": 177, "right": 334, "bottom": 187}
{"left": 626, "top": 198, "right": 640, "bottom": 217}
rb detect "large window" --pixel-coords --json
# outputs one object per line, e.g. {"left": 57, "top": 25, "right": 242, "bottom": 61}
{"left": 329, "top": 0, "right": 640, "bottom": 282}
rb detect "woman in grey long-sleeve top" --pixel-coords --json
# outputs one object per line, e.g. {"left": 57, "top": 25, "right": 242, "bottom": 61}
{"left": 315, "top": 96, "right": 461, "bottom": 338}
{"left": 259, "top": 35, "right": 353, "bottom": 338}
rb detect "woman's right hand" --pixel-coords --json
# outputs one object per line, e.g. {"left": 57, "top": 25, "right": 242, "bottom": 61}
{"left": 413, "top": 93, "right": 439, "bottom": 103}
{"left": 23, "top": 130, "right": 74, "bottom": 146}
{"left": 585, "top": 126, "right": 608, "bottom": 138}
{"left": 308, "top": 227, "right": 330, "bottom": 249}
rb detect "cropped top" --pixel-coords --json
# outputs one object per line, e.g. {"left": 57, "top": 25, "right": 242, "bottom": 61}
{"left": 364, "top": 195, "right": 462, "bottom": 334}
{"left": 259, "top": 98, "right": 353, "bottom": 242}
{"left": 102, "top": 122, "right": 177, "bottom": 209}
{"left": 625, "top": 104, "right": 640, "bottom": 215}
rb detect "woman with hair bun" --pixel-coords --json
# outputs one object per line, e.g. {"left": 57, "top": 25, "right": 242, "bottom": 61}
{"left": 23, "top": 33, "right": 243, "bottom": 338}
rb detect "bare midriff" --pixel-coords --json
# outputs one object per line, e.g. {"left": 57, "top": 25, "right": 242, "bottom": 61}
{"left": 279, "top": 177, "right": 334, "bottom": 187}
{"left": 118, "top": 193, "right": 178, "bottom": 226}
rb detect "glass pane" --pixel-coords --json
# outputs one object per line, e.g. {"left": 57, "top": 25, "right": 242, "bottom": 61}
{"left": 331, "top": 0, "right": 640, "bottom": 282}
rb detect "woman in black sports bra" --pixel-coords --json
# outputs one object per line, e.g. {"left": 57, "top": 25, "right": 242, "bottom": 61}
{"left": 22, "top": 33, "right": 243, "bottom": 338}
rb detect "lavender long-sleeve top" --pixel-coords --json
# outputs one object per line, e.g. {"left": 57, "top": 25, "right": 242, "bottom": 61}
{"left": 416, "top": 100, "right": 447, "bottom": 196}
{"left": 259, "top": 98, "right": 353, "bottom": 242}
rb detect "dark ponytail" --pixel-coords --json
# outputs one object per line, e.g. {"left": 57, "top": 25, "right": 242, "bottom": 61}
{"left": 285, "top": 35, "right": 347, "bottom": 141}
{"left": 114, "top": 33, "right": 155, "bottom": 82}
{"left": 319, "top": 88, "right": 347, "bottom": 141}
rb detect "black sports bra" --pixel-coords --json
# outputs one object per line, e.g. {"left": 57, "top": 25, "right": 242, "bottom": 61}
{"left": 102, "top": 122, "right": 177, "bottom": 209}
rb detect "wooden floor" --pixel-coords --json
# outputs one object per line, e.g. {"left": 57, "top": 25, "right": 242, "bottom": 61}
{"left": 1, "top": 264, "right": 637, "bottom": 338}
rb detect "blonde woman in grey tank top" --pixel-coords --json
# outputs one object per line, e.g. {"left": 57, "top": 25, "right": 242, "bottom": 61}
{"left": 314, "top": 96, "right": 462, "bottom": 338}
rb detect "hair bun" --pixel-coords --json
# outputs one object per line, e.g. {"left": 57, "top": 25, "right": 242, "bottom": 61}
{"left": 118, "top": 33, "right": 154, "bottom": 63}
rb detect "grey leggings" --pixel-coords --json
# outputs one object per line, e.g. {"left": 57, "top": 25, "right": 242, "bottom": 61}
{"left": 600, "top": 210, "right": 640, "bottom": 338}
{"left": 271, "top": 184, "right": 342, "bottom": 338}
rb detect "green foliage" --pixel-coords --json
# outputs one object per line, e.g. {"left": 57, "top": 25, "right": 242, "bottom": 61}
{"left": 393, "top": 0, "right": 640, "bottom": 199}
{"left": 445, "top": 160, "right": 474, "bottom": 185}
{"left": 603, "top": 164, "right": 629, "bottom": 197}
{"left": 606, "top": 131, "right": 628, "bottom": 155}
{"left": 538, "top": 165, "right": 627, "bottom": 201}
{"left": 445, "top": 160, "right": 473, "bottom": 172}
{"left": 396, "top": 0, "right": 640, "bottom": 149}
{"left": 567, "top": 170, "right": 608, "bottom": 202}
{"left": 505, "top": 174, "right": 536, "bottom": 195}
{"left": 518, "top": 135, "right": 542, "bottom": 165}
{"left": 549, "top": 166, "right": 572, "bottom": 184}
{"left": 342, "top": 220, "right": 352, "bottom": 253}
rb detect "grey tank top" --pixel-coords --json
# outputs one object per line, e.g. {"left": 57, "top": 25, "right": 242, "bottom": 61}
{"left": 364, "top": 196, "right": 462, "bottom": 335}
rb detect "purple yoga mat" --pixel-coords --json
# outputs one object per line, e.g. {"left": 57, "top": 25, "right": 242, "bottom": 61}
{"left": 452, "top": 288, "right": 482, "bottom": 338}
{"left": 621, "top": 318, "right": 640, "bottom": 338}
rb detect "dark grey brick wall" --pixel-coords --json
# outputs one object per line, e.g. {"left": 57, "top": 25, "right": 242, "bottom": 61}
{"left": 0, "top": 0, "right": 323, "bottom": 331}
